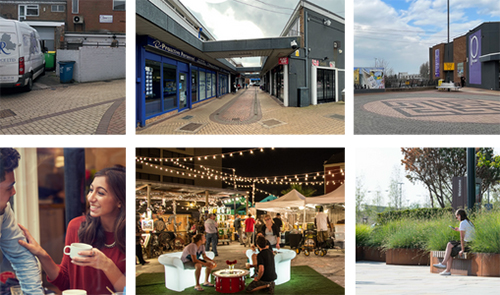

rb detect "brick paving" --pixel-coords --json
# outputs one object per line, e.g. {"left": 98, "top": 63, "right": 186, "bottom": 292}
{"left": 0, "top": 78, "right": 126, "bottom": 135}
{"left": 354, "top": 88, "right": 500, "bottom": 134}
{"left": 137, "top": 88, "right": 345, "bottom": 135}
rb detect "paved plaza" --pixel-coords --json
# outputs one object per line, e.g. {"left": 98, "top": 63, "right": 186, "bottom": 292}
{"left": 137, "top": 241, "right": 345, "bottom": 289}
{"left": 137, "top": 88, "right": 345, "bottom": 135}
{"left": 354, "top": 88, "right": 500, "bottom": 134}
{"left": 0, "top": 73, "right": 125, "bottom": 135}
{"left": 357, "top": 261, "right": 500, "bottom": 295}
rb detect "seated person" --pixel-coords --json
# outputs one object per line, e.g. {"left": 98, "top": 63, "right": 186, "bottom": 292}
{"left": 181, "top": 233, "right": 216, "bottom": 291}
{"left": 246, "top": 236, "right": 277, "bottom": 294}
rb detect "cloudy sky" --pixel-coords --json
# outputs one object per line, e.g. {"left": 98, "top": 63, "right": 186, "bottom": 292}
{"left": 354, "top": 0, "right": 500, "bottom": 74}
{"left": 356, "top": 148, "right": 500, "bottom": 207}
{"left": 180, "top": 0, "right": 345, "bottom": 66}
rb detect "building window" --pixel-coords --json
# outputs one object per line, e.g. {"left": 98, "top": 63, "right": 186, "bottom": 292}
{"left": 113, "top": 0, "right": 126, "bottom": 11}
{"left": 51, "top": 5, "right": 65, "bottom": 12}
{"left": 72, "top": 0, "right": 79, "bottom": 14}
{"left": 19, "top": 5, "right": 39, "bottom": 19}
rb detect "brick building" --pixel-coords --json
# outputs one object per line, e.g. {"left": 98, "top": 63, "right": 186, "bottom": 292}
{"left": 430, "top": 22, "right": 500, "bottom": 90}
{"left": 323, "top": 151, "right": 345, "bottom": 194}
{"left": 66, "top": 0, "right": 125, "bottom": 33}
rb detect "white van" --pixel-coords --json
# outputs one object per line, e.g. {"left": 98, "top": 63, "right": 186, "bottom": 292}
{"left": 0, "top": 18, "right": 45, "bottom": 91}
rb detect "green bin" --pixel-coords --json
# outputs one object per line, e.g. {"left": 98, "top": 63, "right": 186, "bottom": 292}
{"left": 44, "top": 51, "right": 56, "bottom": 70}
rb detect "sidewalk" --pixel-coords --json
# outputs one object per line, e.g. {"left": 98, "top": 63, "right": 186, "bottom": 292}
{"left": 137, "top": 88, "right": 345, "bottom": 135}
{"left": 357, "top": 261, "right": 500, "bottom": 294}
{"left": 0, "top": 75, "right": 125, "bottom": 135}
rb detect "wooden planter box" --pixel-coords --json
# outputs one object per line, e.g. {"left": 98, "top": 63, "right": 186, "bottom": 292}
{"left": 362, "top": 246, "right": 386, "bottom": 262}
{"left": 386, "top": 248, "right": 429, "bottom": 265}
{"left": 430, "top": 251, "right": 500, "bottom": 277}
{"left": 473, "top": 253, "right": 500, "bottom": 277}
{"left": 356, "top": 246, "right": 364, "bottom": 261}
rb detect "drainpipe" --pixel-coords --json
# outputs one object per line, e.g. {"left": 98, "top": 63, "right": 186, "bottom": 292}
{"left": 305, "top": 10, "right": 309, "bottom": 97}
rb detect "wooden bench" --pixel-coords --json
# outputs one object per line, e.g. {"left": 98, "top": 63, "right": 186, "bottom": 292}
{"left": 431, "top": 250, "right": 472, "bottom": 275}
{"left": 436, "top": 82, "right": 461, "bottom": 91}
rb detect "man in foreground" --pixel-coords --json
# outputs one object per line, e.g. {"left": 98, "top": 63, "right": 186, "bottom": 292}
{"left": 245, "top": 236, "right": 276, "bottom": 294}
{"left": 0, "top": 148, "right": 44, "bottom": 294}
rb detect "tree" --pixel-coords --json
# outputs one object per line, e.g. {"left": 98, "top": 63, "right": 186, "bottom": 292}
{"left": 280, "top": 184, "right": 316, "bottom": 197}
{"left": 355, "top": 176, "right": 367, "bottom": 223}
{"left": 401, "top": 148, "right": 500, "bottom": 208}
{"left": 375, "top": 58, "right": 394, "bottom": 78}
{"left": 387, "top": 165, "right": 404, "bottom": 209}
{"left": 419, "top": 61, "right": 429, "bottom": 79}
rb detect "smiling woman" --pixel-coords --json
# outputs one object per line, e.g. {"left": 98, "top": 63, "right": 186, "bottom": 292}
{"left": 18, "top": 166, "right": 126, "bottom": 294}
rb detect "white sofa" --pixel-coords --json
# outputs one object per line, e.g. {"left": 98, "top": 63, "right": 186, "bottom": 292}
{"left": 245, "top": 248, "right": 296, "bottom": 285}
{"left": 158, "top": 251, "right": 215, "bottom": 292}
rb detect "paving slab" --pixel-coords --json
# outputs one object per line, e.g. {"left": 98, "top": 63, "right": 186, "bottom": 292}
{"left": 137, "top": 88, "right": 345, "bottom": 135}
{"left": 0, "top": 77, "right": 125, "bottom": 135}
{"left": 357, "top": 261, "right": 500, "bottom": 295}
{"left": 354, "top": 88, "right": 500, "bottom": 134}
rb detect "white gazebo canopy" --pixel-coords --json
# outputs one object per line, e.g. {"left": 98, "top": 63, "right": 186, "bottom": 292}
{"left": 305, "top": 184, "right": 345, "bottom": 205}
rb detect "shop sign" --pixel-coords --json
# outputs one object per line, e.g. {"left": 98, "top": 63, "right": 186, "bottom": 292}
{"left": 312, "top": 59, "right": 319, "bottom": 66}
{"left": 469, "top": 30, "right": 481, "bottom": 84}
{"left": 278, "top": 57, "right": 288, "bottom": 65}
{"left": 99, "top": 15, "right": 113, "bottom": 23}
{"left": 444, "top": 63, "right": 454, "bottom": 71}
{"left": 147, "top": 37, "right": 224, "bottom": 72}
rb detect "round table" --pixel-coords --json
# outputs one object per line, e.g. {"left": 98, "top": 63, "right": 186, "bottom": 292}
{"left": 213, "top": 269, "right": 249, "bottom": 293}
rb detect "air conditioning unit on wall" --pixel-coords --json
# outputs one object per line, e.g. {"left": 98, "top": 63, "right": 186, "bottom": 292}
{"left": 73, "top": 15, "right": 84, "bottom": 24}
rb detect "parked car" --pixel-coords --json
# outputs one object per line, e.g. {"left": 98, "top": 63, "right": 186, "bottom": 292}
{"left": 0, "top": 18, "right": 45, "bottom": 92}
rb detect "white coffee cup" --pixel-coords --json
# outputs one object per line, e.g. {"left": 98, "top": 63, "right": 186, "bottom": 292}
{"left": 62, "top": 290, "right": 87, "bottom": 295}
{"left": 63, "top": 243, "right": 92, "bottom": 259}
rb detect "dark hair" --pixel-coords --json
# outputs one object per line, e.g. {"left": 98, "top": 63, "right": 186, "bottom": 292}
{"left": 193, "top": 233, "right": 204, "bottom": 243}
{"left": 256, "top": 236, "right": 267, "bottom": 249}
{"left": 276, "top": 213, "right": 280, "bottom": 216}
{"left": 0, "top": 149, "right": 20, "bottom": 182}
{"left": 78, "top": 165, "right": 126, "bottom": 253}
{"left": 455, "top": 209, "right": 474, "bottom": 227}
{"left": 319, "top": 206, "right": 324, "bottom": 212}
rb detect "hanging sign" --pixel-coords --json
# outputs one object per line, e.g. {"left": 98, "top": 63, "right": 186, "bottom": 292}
{"left": 278, "top": 57, "right": 288, "bottom": 65}
{"left": 312, "top": 59, "right": 319, "bottom": 66}
{"left": 444, "top": 63, "right": 454, "bottom": 71}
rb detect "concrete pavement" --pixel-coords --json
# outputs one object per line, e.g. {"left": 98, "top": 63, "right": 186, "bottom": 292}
{"left": 136, "top": 241, "right": 345, "bottom": 288}
{"left": 354, "top": 88, "right": 500, "bottom": 134}
{"left": 0, "top": 72, "right": 125, "bottom": 135}
{"left": 136, "top": 88, "right": 345, "bottom": 135}
{"left": 357, "top": 261, "right": 500, "bottom": 295}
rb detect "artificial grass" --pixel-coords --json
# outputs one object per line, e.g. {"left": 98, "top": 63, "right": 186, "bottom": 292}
{"left": 136, "top": 265, "right": 344, "bottom": 294}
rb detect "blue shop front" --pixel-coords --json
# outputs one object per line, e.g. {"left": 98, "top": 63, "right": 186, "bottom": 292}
{"left": 136, "top": 36, "right": 232, "bottom": 127}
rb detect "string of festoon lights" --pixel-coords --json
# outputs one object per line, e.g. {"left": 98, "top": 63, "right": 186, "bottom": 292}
{"left": 137, "top": 155, "right": 344, "bottom": 186}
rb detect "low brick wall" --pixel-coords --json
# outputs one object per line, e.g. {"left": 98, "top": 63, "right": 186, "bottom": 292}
{"left": 430, "top": 251, "right": 500, "bottom": 277}
{"left": 385, "top": 248, "right": 429, "bottom": 266}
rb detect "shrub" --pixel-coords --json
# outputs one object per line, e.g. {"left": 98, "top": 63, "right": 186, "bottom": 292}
{"left": 470, "top": 210, "right": 500, "bottom": 254}
{"left": 377, "top": 208, "right": 452, "bottom": 224}
{"left": 425, "top": 213, "right": 460, "bottom": 251}
{"left": 355, "top": 224, "right": 372, "bottom": 247}
{"left": 382, "top": 218, "right": 429, "bottom": 250}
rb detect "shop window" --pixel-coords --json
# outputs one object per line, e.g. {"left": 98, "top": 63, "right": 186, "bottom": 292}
{"left": 163, "top": 63, "right": 177, "bottom": 111}
{"left": 145, "top": 60, "right": 162, "bottom": 117}
{"left": 212, "top": 72, "right": 216, "bottom": 97}
{"left": 192, "top": 69, "right": 199, "bottom": 103}
{"left": 206, "top": 71, "right": 212, "bottom": 98}
{"left": 200, "top": 71, "right": 206, "bottom": 100}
